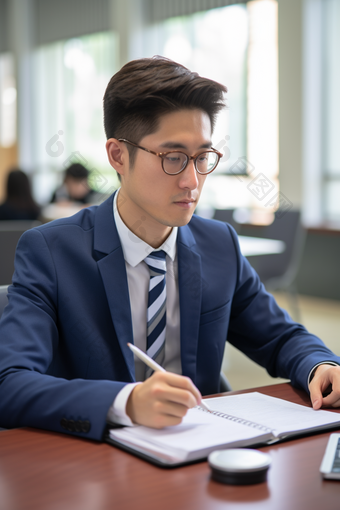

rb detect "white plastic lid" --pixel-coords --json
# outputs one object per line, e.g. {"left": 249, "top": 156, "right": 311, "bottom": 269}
{"left": 208, "top": 448, "right": 271, "bottom": 473}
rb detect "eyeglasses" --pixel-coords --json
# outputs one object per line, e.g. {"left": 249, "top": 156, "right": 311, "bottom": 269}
{"left": 118, "top": 139, "right": 223, "bottom": 175}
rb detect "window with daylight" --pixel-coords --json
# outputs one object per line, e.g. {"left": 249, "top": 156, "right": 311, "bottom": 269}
{"left": 146, "top": 0, "right": 278, "bottom": 221}
{"left": 0, "top": 53, "right": 16, "bottom": 148}
{"left": 322, "top": 0, "right": 340, "bottom": 223}
{"left": 32, "top": 32, "right": 118, "bottom": 204}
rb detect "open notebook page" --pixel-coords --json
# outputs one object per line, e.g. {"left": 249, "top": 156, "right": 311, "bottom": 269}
{"left": 110, "top": 403, "right": 273, "bottom": 462}
{"left": 206, "top": 392, "right": 340, "bottom": 437}
{"left": 109, "top": 392, "right": 340, "bottom": 464}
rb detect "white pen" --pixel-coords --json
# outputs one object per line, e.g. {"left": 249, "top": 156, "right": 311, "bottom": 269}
{"left": 127, "top": 343, "right": 212, "bottom": 413}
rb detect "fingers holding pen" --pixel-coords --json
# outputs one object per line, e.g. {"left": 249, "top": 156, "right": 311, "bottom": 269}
{"left": 152, "top": 371, "right": 202, "bottom": 405}
{"left": 126, "top": 371, "right": 202, "bottom": 429}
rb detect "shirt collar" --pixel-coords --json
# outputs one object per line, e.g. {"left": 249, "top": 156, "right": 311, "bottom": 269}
{"left": 113, "top": 189, "right": 177, "bottom": 267}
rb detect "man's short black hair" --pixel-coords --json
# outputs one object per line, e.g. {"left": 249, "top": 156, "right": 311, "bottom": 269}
{"left": 65, "top": 163, "right": 89, "bottom": 180}
{"left": 103, "top": 56, "right": 227, "bottom": 169}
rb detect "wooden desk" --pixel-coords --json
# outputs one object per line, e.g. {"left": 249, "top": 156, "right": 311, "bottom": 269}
{"left": 1, "top": 383, "right": 339, "bottom": 510}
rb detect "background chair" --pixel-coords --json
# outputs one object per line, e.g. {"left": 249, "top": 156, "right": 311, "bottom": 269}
{"left": 0, "top": 220, "right": 41, "bottom": 285}
{"left": 219, "top": 371, "right": 232, "bottom": 392}
{"left": 213, "top": 208, "right": 240, "bottom": 233}
{"left": 238, "top": 210, "right": 305, "bottom": 321}
{"left": 214, "top": 209, "right": 306, "bottom": 320}
{"left": 0, "top": 284, "right": 8, "bottom": 318}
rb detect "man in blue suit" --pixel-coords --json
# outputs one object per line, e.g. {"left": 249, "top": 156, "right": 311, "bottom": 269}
{"left": 0, "top": 57, "right": 340, "bottom": 440}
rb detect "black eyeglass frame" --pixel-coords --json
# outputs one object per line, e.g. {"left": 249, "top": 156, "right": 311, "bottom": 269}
{"left": 118, "top": 138, "right": 223, "bottom": 175}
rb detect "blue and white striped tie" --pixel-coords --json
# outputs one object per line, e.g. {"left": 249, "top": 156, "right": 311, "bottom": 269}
{"left": 144, "top": 250, "right": 167, "bottom": 377}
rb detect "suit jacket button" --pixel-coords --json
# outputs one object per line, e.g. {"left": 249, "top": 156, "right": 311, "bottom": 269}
{"left": 75, "top": 420, "right": 82, "bottom": 432}
{"left": 82, "top": 420, "right": 91, "bottom": 433}
{"left": 60, "top": 418, "right": 67, "bottom": 429}
{"left": 68, "top": 419, "right": 76, "bottom": 432}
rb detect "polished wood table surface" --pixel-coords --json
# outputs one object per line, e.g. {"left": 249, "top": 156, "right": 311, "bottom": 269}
{"left": 1, "top": 383, "right": 340, "bottom": 510}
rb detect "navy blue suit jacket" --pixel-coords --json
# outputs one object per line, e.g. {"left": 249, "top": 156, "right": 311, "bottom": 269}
{"left": 0, "top": 193, "right": 339, "bottom": 440}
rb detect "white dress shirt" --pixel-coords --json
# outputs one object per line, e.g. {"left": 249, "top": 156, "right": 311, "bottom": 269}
{"left": 107, "top": 190, "right": 181, "bottom": 426}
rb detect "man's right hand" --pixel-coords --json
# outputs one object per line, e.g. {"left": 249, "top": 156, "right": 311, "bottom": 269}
{"left": 126, "top": 372, "right": 202, "bottom": 428}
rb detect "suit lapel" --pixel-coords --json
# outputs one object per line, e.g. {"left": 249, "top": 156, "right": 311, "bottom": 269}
{"left": 93, "top": 195, "right": 203, "bottom": 383}
{"left": 177, "top": 225, "right": 202, "bottom": 384}
{"left": 94, "top": 193, "right": 135, "bottom": 381}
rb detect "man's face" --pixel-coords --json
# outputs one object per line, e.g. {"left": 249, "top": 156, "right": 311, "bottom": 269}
{"left": 116, "top": 109, "right": 212, "bottom": 244}
{"left": 65, "top": 177, "right": 89, "bottom": 200}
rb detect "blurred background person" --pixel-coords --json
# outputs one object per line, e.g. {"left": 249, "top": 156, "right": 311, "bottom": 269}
{"left": 0, "top": 169, "right": 41, "bottom": 221}
{"left": 50, "top": 163, "right": 97, "bottom": 205}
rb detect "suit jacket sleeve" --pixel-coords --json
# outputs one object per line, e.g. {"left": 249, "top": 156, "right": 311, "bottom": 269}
{"left": 0, "top": 227, "right": 127, "bottom": 440}
{"left": 225, "top": 225, "right": 340, "bottom": 391}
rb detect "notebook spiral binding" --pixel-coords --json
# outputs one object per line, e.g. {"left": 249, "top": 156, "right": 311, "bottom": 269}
{"left": 197, "top": 406, "right": 273, "bottom": 433}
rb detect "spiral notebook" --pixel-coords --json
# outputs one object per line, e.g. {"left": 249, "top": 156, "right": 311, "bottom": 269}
{"left": 107, "top": 392, "right": 340, "bottom": 466}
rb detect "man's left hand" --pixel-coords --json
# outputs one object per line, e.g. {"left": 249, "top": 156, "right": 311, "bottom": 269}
{"left": 309, "top": 364, "right": 340, "bottom": 409}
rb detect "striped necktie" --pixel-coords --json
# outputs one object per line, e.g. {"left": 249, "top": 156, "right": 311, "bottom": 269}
{"left": 144, "top": 250, "right": 167, "bottom": 377}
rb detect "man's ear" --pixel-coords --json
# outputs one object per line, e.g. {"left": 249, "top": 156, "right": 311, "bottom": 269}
{"left": 106, "top": 138, "right": 128, "bottom": 178}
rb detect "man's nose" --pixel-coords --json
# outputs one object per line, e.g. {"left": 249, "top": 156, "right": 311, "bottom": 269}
{"left": 178, "top": 159, "right": 199, "bottom": 189}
